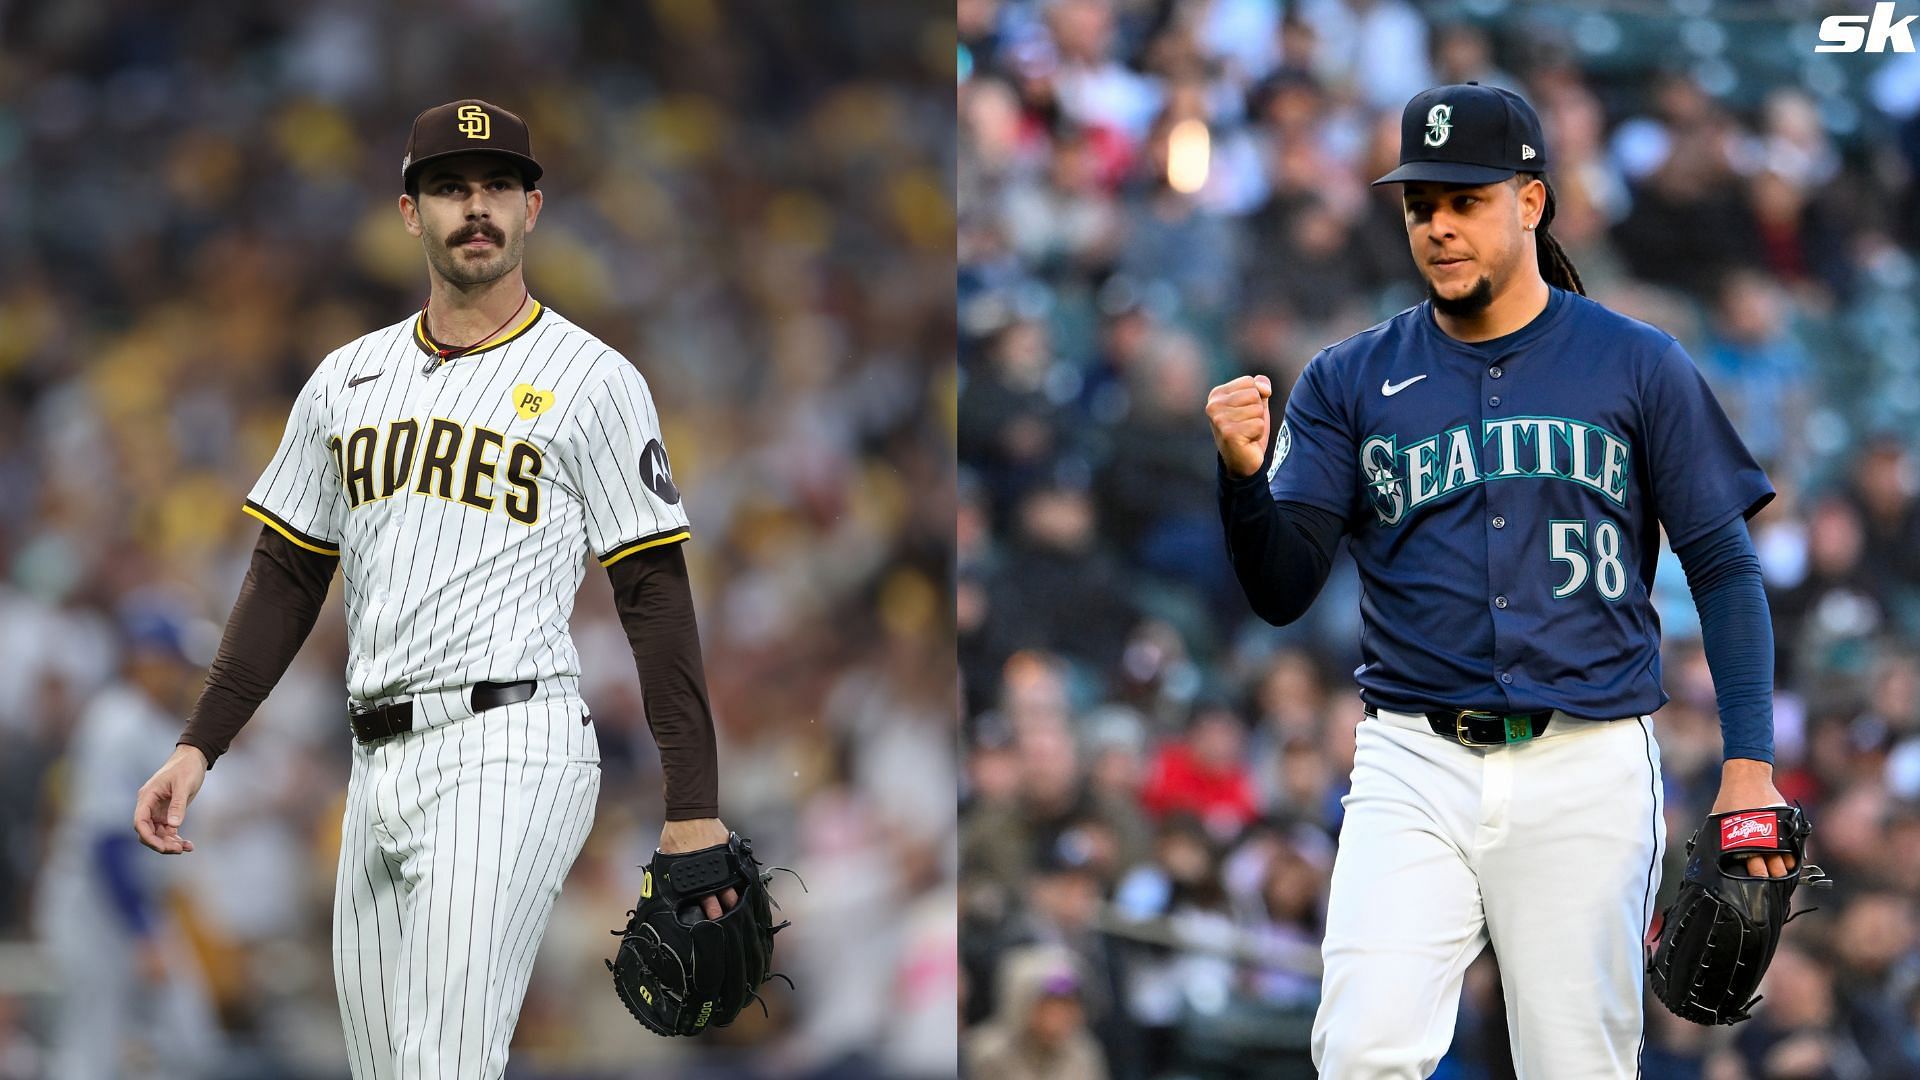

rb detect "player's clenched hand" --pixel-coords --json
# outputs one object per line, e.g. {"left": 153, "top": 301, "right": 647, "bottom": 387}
{"left": 1206, "top": 374, "right": 1273, "bottom": 478}
{"left": 659, "top": 817, "right": 741, "bottom": 919}
{"left": 134, "top": 745, "right": 208, "bottom": 854}
{"left": 1711, "top": 760, "right": 1797, "bottom": 879}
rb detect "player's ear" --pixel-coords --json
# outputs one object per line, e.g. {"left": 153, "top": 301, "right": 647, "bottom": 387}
{"left": 1519, "top": 176, "right": 1546, "bottom": 230}
{"left": 399, "top": 194, "right": 423, "bottom": 238}
{"left": 524, "top": 188, "right": 542, "bottom": 233}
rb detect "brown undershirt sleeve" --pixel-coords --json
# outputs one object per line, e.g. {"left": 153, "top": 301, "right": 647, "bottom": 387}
{"left": 606, "top": 542, "right": 719, "bottom": 820}
{"left": 177, "top": 525, "right": 337, "bottom": 768}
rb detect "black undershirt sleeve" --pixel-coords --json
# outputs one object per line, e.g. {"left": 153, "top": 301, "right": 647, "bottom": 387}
{"left": 178, "top": 526, "right": 337, "bottom": 767}
{"left": 606, "top": 542, "right": 720, "bottom": 821}
{"left": 1217, "top": 458, "right": 1348, "bottom": 627}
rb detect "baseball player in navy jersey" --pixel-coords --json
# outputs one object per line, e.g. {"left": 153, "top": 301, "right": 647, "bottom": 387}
{"left": 1207, "top": 84, "right": 1798, "bottom": 1077}
{"left": 130, "top": 99, "right": 737, "bottom": 1079}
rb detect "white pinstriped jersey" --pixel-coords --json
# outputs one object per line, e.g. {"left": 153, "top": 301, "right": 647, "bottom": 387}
{"left": 244, "top": 303, "right": 690, "bottom": 705}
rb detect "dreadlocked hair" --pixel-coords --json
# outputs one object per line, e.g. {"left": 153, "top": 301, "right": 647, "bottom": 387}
{"left": 1524, "top": 172, "right": 1585, "bottom": 296}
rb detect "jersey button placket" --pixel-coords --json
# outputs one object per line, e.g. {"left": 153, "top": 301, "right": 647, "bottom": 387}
{"left": 1486, "top": 360, "right": 1513, "bottom": 700}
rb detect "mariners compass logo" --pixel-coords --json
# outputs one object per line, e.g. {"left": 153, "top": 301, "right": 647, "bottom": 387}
{"left": 1424, "top": 104, "right": 1452, "bottom": 147}
{"left": 1366, "top": 461, "right": 1403, "bottom": 520}
{"left": 1267, "top": 420, "right": 1293, "bottom": 482}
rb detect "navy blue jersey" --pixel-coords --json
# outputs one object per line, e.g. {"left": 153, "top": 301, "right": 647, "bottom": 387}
{"left": 1268, "top": 288, "right": 1773, "bottom": 718}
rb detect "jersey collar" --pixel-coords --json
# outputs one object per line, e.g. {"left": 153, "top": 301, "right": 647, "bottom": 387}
{"left": 412, "top": 300, "right": 546, "bottom": 360}
{"left": 1419, "top": 286, "right": 1570, "bottom": 363}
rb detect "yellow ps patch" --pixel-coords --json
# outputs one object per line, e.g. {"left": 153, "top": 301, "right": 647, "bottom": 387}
{"left": 640, "top": 870, "right": 653, "bottom": 899}
{"left": 512, "top": 384, "right": 556, "bottom": 420}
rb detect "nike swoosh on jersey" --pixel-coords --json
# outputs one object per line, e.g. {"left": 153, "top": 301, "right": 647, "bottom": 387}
{"left": 1381, "top": 375, "right": 1428, "bottom": 396}
{"left": 347, "top": 371, "right": 385, "bottom": 388}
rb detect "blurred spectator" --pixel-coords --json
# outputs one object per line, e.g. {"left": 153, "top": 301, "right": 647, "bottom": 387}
{"left": 964, "top": 944, "right": 1111, "bottom": 1080}
{"left": 1772, "top": 497, "right": 1886, "bottom": 687}
{"left": 1700, "top": 269, "right": 1813, "bottom": 467}
{"left": 1731, "top": 944, "right": 1875, "bottom": 1079}
{"left": 1296, "top": 0, "right": 1432, "bottom": 113}
{"left": 1077, "top": 293, "right": 1160, "bottom": 426}
{"left": 989, "top": 484, "right": 1140, "bottom": 672}
{"left": 1430, "top": 22, "right": 1518, "bottom": 93}
{"left": 1119, "top": 115, "right": 1243, "bottom": 317}
{"left": 1846, "top": 437, "right": 1920, "bottom": 597}
{"left": 1082, "top": 706, "right": 1157, "bottom": 873}
{"left": 1139, "top": 705, "right": 1258, "bottom": 839}
{"left": 1048, "top": 0, "right": 1162, "bottom": 141}
{"left": 33, "top": 605, "right": 224, "bottom": 1079}
{"left": 959, "top": 319, "right": 1071, "bottom": 515}
{"left": 1003, "top": 126, "right": 1126, "bottom": 278}
{"left": 1611, "top": 71, "right": 1765, "bottom": 299}
{"left": 1095, "top": 329, "right": 1239, "bottom": 610}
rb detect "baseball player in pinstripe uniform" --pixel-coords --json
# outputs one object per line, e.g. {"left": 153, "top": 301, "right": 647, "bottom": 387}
{"left": 132, "top": 100, "right": 737, "bottom": 1079}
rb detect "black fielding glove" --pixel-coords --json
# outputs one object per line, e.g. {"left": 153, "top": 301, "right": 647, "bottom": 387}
{"left": 1647, "top": 804, "right": 1833, "bottom": 1025}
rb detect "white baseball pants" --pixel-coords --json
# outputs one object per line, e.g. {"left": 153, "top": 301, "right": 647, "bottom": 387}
{"left": 1311, "top": 706, "right": 1666, "bottom": 1079}
{"left": 332, "top": 681, "right": 600, "bottom": 1080}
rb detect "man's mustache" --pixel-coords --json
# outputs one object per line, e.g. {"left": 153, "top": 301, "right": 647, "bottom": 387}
{"left": 448, "top": 224, "right": 505, "bottom": 246}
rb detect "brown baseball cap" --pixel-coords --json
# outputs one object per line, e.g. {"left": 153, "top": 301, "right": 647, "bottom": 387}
{"left": 401, "top": 99, "right": 542, "bottom": 191}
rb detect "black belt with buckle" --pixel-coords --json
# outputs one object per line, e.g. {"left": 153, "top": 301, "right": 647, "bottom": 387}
{"left": 348, "top": 680, "right": 538, "bottom": 744}
{"left": 1427, "top": 707, "right": 1553, "bottom": 746}
{"left": 1367, "top": 706, "right": 1555, "bottom": 746}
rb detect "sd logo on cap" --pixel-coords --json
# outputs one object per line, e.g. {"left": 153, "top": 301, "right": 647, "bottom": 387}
{"left": 401, "top": 99, "right": 543, "bottom": 191}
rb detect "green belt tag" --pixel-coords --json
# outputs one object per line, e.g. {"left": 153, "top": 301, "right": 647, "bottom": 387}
{"left": 1504, "top": 715, "right": 1534, "bottom": 743}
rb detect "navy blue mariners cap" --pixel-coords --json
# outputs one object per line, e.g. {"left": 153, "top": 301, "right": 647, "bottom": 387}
{"left": 1372, "top": 82, "right": 1547, "bottom": 187}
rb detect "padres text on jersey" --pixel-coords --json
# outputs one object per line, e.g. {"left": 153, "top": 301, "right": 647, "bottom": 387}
{"left": 244, "top": 305, "right": 691, "bottom": 704}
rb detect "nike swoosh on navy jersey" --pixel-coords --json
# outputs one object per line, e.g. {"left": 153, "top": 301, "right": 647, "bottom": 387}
{"left": 1381, "top": 375, "right": 1428, "bottom": 396}
{"left": 348, "top": 371, "right": 384, "bottom": 388}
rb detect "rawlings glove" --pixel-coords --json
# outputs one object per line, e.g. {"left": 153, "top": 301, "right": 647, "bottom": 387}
{"left": 606, "top": 832, "right": 794, "bottom": 1036}
{"left": 1647, "top": 804, "right": 1832, "bottom": 1025}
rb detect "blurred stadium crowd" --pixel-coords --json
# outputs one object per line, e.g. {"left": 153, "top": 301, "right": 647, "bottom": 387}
{"left": 0, "top": 1, "right": 954, "bottom": 1078}
{"left": 960, "top": 1, "right": 1920, "bottom": 1077}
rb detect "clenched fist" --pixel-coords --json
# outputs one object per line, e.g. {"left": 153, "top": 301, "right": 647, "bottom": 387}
{"left": 1206, "top": 374, "right": 1273, "bottom": 479}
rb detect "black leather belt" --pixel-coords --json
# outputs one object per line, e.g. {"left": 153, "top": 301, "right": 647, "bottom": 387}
{"left": 349, "top": 680, "right": 538, "bottom": 744}
{"left": 1368, "top": 706, "right": 1555, "bottom": 747}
